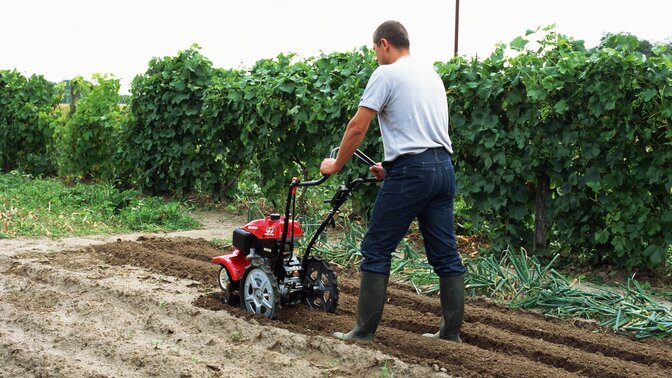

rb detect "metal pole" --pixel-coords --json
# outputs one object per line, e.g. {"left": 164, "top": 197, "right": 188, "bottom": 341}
{"left": 454, "top": 0, "right": 460, "bottom": 57}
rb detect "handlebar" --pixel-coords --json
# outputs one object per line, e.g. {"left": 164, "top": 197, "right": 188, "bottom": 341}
{"left": 330, "top": 147, "right": 377, "bottom": 167}
{"left": 292, "top": 148, "right": 378, "bottom": 188}
{"left": 354, "top": 150, "right": 377, "bottom": 166}
{"left": 296, "top": 175, "right": 330, "bottom": 187}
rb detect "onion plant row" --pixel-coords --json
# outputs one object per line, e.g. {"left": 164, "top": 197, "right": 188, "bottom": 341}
{"left": 463, "top": 250, "right": 672, "bottom": 340}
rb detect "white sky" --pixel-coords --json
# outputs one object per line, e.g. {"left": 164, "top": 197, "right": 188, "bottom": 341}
{"left": 2, "top": 0, "right": 670, "bottom": 94}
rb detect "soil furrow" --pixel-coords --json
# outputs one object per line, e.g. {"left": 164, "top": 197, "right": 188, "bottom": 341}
{"left": 125, "top": 237, "right": 671, "bottom": 377}
{"left": 464, "top": 303, "right": 672, "bottom": 369}
{"left": 373, "top": 326, "right": 580, "bottom": 378}
{"left": 6, "top": 237, "right": 669, "bottom": 377}
{"left": 2, "top": 249, "right": 441, "bottom": 377}
{"left": 95, "top": 240, "right": 219, "bottom": 288}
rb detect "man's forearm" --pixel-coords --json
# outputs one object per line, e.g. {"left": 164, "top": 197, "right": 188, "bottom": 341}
{"left": 334, "top": 121, "right": 367, "bottom": 169}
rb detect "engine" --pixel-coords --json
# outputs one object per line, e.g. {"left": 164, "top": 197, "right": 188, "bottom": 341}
{"left": 232, "top": 213, "right": 305, "bottom": 304}
{"left": 233, "top": 213, "right": 303, "bottom": 253}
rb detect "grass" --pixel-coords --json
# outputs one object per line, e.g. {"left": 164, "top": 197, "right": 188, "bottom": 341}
{"left": 0, "top": 171, "right": 199, "bottom": 238}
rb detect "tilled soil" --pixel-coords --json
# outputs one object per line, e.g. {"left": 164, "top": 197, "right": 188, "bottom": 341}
{"left": 2, "top": 236, "right": 671, "bottom": 377}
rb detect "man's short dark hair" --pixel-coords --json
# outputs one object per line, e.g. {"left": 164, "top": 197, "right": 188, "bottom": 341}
{"left": 373, "top": 20, "right": 410, "bottom": 49}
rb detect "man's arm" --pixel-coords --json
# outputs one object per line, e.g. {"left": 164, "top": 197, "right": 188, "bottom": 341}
{"left": 320, "top": 106, "right": 377, "bottom": 175}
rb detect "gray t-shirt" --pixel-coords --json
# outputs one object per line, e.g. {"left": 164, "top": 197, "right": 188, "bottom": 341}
{"left": 359, "top": 56, "right": 452, "bottom": 162}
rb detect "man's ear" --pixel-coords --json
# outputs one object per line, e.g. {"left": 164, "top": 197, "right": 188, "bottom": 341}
{"left": 379, "top": 38, "right": 389, "bottom": 49}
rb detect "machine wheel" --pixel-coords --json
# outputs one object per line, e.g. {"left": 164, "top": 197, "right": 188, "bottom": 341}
{"left": 302, "top": 257, "right": 339, "bottom": 313}
{"left": 240, "top": 264, "right": 280, "bottom": 319}
{"left": 217, "top": 265, "right": 236, "bottom": 304}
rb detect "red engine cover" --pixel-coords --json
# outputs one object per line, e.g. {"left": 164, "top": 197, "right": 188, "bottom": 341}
{"left": 211, "top": 215, "right": 303, "bottom": 283}
{"left": 242, "top": 215, "right": 303, "bottom": 240}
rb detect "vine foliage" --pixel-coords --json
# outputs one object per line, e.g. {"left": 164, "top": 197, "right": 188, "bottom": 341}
{"left": 1, "top": 30, "right": 670, "bottom": 270}
{"left": 439, "top": 29, "right": 671, "bottom": 268}
{"left": 0, "top": 70, "right": 60, "bottom": 175}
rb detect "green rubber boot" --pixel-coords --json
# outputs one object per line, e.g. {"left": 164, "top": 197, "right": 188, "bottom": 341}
{"left": 333, "top": 271, "right": 389, "bottom": 342}
{"left": 423, "top": 274, "right": 464, "bottom": 342}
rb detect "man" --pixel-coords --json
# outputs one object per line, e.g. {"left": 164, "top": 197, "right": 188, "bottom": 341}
{"left": 320, "top": 20, "right": 466, "bottom": 343}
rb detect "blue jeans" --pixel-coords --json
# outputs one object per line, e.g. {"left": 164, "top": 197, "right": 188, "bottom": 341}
{"left": 360, "top": 148, "right": 466, "bottom": 277}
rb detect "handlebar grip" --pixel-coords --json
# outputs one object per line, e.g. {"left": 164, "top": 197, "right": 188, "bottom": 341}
{"left": 296, "top": 175, "right": 330, "bottom": 187}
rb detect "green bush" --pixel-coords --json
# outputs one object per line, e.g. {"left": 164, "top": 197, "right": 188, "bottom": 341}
{"left": 54, "top": 74, "right": 129, "bottom": 182}
{"left": 203, "top": 48, "right": 380, "bottom": 206}
{"left": 128, "top": 45, "right": 215, "bottom": 196}
{"left": 440, "top": 29, "right": 671, "bottom": 269}
{"left": 0, "top": 70, "right": 61, "bottom": 175}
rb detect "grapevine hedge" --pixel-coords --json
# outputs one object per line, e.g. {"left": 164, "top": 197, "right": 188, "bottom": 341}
{"left": 128, "top": 46, "right": 215, "bottom": 195}
{"left": 439, "top": 30, "right": 671, "bottom": 268}
{"left": 1, "top": 30, "right": 670, "bottom": 270}
{"left": 0, "top": 70, "right": 61, "bottom": 175}
{"left": 203, "top": 49, "right": 380, "bottom": 204}
{"left": 55, "top": 74, "right": 128, "bottom": 181}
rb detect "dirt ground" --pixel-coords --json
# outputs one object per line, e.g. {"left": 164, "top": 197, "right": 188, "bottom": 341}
{"left": 1, "top": 211, "right": 671, "bottom": 377}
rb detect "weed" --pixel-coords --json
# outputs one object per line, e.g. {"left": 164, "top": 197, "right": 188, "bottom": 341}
{"left": 122, "top": 330, "right": 135, "bottom": 340}
{"left": 380, "top": 359, "right": 394, "bottom": 378}
{"left": 210, "top": 238, "right": 231, "bottom": 246}
{"left": 325, "top": 358, "right": 339, "bottom": 368}
{"left": 230, "top": 330, "right": 242, "bottom": 342}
